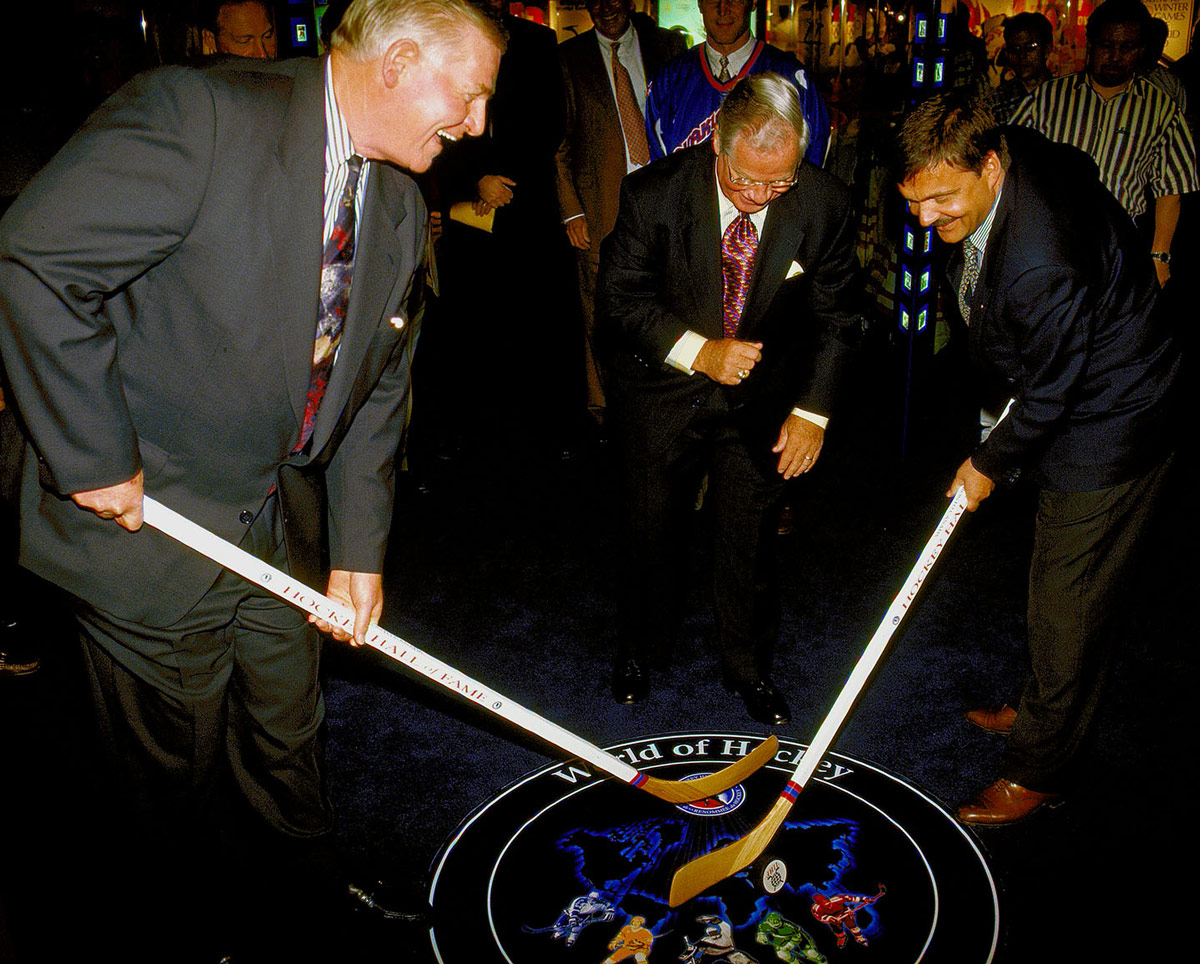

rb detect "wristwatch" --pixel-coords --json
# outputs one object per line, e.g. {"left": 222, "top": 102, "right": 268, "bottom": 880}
{"left": 1150, "top": 251, "right": 1171, "bottom": 264}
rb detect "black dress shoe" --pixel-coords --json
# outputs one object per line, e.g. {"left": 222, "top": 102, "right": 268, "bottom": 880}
{"left": 727, "top": 677, "right": 791, "bottom": 726}
{"left": 612, "top": 657, "right": 648, "bottom": 704}
{"left": 347, "top": 879, "right": 430, "bottom": 923}
{"left": 0, "top": 619, "right": 39, "bottom": 677}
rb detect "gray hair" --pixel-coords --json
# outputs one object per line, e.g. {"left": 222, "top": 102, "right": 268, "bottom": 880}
{"left": 715, "top": 73, "right": 810, "bottom": 158}
{"left": 332, "top": 0, "right": 505, "bottom": 61}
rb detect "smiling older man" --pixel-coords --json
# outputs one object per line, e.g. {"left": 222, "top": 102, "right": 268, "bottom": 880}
{"left": 0, "top": 0, "right": 502, "bottom": 950}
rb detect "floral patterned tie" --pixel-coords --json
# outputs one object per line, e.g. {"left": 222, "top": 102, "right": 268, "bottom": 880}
{"left": 296, "top": 154, "right": 364, "bottom": 452}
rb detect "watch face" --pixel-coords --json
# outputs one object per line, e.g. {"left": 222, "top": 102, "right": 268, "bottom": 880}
{"left": 1152, "top": 252, "right": 1171, "bottom": 264}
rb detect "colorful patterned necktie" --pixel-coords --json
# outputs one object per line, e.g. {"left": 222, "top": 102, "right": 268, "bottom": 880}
{"left": 721, "top": 213, "right": 758, "bottom": 338}
{"left": 958, "top": 240, "right": 980, "bottom": 324}
{"left": 296, "top": 153, "right": 364, "bottom": 452}
{"left": 717, "top": 54, "right": 731, "bottom": 84}
{"left": 611, "top": 41, "right": 650, "bottom": 167}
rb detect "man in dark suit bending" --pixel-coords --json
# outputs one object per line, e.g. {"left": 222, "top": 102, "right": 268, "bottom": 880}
{"left": 598, "top": 73, "right": 862, "bottom": 725}
{"left": 896, "top": 91, "right": 1179, "bottom": 826}
{"left": 0, "top": 0, "right": 502, "bottom": 950}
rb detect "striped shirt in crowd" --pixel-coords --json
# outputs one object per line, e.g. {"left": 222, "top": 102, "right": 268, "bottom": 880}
{"left": 1010, "top": 71, "right": 1197, "bottom": 218}
{"left": 990, "top": 78, "right": 1033, "bottom": 125}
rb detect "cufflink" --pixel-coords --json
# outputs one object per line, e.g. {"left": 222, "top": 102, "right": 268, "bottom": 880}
{"left": 389, "top": 315, "right": 405, "bottom": 330}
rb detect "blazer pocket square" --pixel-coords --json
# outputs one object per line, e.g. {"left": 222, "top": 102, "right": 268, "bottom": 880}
{"left": 786, "top": 261, "right": 804, "bottom": 279}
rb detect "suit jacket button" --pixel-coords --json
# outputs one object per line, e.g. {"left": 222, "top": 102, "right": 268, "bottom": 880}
{"left": 239, "top": 510, "right": 254, "bottom": 525}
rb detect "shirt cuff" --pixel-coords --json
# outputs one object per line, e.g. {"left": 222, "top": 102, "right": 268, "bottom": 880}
{"left": 665, "top": 330, "right": 708, "bottom": 373}
{"left": 791, "top": 408, "right": 829, "bottom": 429}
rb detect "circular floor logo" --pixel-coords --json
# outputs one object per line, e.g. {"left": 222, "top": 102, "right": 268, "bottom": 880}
{"left": 428, "top": 732, "right": 1000, "bottom": 964}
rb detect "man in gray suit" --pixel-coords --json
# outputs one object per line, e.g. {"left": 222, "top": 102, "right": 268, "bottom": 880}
{"left": 0, "top": 0, "right": 502, "bottom": 949}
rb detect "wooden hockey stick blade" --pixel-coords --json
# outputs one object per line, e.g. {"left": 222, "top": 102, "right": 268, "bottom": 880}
{"left": 638, "top": 735, "right": 778, "bottom": 803}
{"left": 668, "top": 488, "right": 970, "bottom": 906}
{"left": 670, "top": 796, "right": 795, "bottom": 906}
{"left": 140, "top": 496, "right": 774, "bottom": 805}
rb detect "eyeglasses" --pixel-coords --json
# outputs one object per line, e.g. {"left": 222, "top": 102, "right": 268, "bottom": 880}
{"left": 721, "top": 154, "right": 799, "bottom": 191}
{"left": 1006, "top": 41, "right": 1044, "bottom": 55}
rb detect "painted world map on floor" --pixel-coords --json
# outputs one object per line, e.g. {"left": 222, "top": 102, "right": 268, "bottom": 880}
{"left": 429, "top": 733, "right": 999, "bottom": 963}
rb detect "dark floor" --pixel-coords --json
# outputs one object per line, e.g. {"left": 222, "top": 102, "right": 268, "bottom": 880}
{"left": 2, "top": 333, "right": 1195, "bottom": 963}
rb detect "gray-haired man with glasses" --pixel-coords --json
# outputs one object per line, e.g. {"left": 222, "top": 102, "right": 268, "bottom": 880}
{"left": 597, "top": 74, "right": 863, "bottom": 725}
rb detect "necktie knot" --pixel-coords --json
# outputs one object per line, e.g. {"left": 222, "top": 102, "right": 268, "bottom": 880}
{"left": 717, "top": 54, "right": 731, "bottom": 83}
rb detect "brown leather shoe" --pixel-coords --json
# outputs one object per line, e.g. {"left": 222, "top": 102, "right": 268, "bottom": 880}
{"left": 964, "top": 703, "right": 1017, "bottom": 734}
{"left": 957, "top": 778, "right": 1062, "bottom": 825}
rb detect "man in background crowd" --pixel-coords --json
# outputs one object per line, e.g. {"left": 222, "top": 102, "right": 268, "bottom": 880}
{"left": 556, "top": 0, "right": 686, "bottom": 431}
{"left": 201, "top": 0, "right": 278, "bottom": 58}
{"left": 645, "top": 0, "right": 828, "bottom": 168}
{"left": 1011, "top": 0, "right": 1197, "bottom": 287}
{"left": 990, "top": 12, "right": 1054, "bottom": 122}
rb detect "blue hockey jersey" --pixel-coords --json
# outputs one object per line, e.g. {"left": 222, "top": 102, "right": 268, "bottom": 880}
{"left": 644, "top": 40, "right": 829, "bottom": 168}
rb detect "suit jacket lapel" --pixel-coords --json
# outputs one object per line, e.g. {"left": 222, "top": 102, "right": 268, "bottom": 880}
{"left": 633, "top": 20, "right": 666, "bottom": 79}
{"left": 683, "top": 158, "right": 724, "bottom": 337}
{"left": 964, "top": 172, "right": 1015, "bottom": 351}
{"left": 582, "top": 31, "right": 621, "bottom": 130}
{"left": 268, "top": 58, "right": 326, "bottom": 432}
{"left": 742, "top": 190, "right": 805, "bottom": 332}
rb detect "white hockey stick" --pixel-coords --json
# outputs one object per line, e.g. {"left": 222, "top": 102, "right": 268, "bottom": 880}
{"left": 141, "top": 496, "right": 777, "bottom": 805}
{"left": 668, "top": 487, "right": 971, "bottom": 905}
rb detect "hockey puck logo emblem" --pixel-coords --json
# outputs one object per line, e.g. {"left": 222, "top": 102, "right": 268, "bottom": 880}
{"left": 674, "top": 773, "right": 746, "bottom": 816}
{"left": 759, "top": 857, "right": 788, "bottom": 894}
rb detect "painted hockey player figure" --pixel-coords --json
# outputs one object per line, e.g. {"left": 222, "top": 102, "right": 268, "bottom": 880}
{"left": 810, "top": 885, "right": 885, "bottom": 949}
{"left": 755, "top": 911, "right": 828, "bottom": 964}
{"left": 524, "top": 890, "right": 617, "bottom": 946}
{"left": 603, "top": 915, "right": 655, "bottom": 964}
{"left": 679, "top": 914, "right": 759, "bottom": 964}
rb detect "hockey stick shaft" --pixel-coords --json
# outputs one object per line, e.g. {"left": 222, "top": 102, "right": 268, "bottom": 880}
{"left": 781, "top": 486, "right": 968, "bottom": 795}
{"left": 141, "top": 496, "right": 775, "bottom": 804}
{"left": 669, "top": 487, "right": 970, "bottom": 905}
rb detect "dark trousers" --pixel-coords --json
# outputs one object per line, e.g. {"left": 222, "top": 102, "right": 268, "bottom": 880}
{"left": 576, "top": 247, "right": 607, "bottom": 417}
{"left": 75, "top": 496, "right": 335, "bottom": 959}
{"left": 1003, "top": 455, "right": 1173, "bottom": 792}
{"left": 618, "top": 387, "right": 785, "bottom": 683}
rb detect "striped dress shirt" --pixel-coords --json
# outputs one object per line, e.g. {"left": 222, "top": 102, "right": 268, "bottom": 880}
{"left": 1010, "top": 71, "right": 1197, "bottom": 218}
{"left": 322, "top": 59, "right": 370, "bottom": 244}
